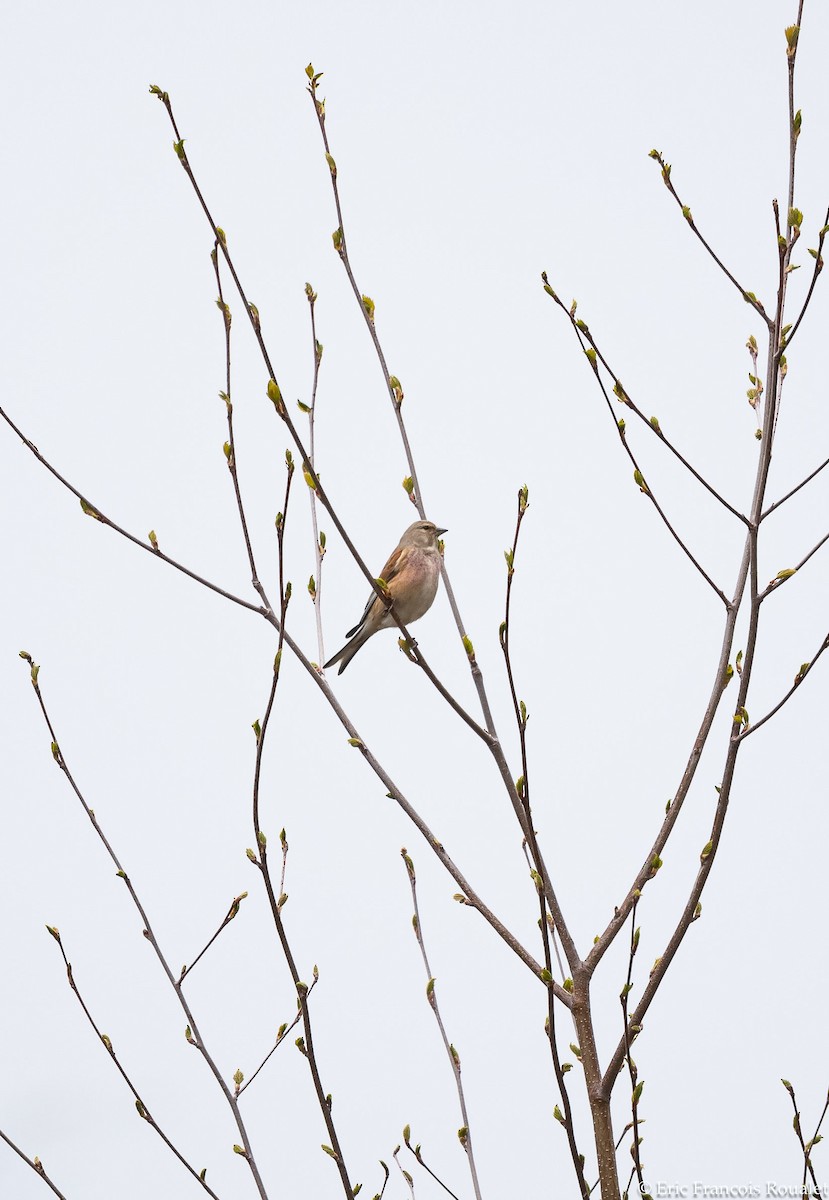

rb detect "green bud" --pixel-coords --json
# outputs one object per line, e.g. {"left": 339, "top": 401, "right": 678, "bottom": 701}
{"left": 80, "top": 498, "right": 102, "bottom": 521}
{"left": 267, "top": 379, "right": 284, "bottom": 411}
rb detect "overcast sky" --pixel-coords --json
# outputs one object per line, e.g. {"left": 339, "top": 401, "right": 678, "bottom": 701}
{"left": 2, "top": 2, "right": 828, "bottom": 1198}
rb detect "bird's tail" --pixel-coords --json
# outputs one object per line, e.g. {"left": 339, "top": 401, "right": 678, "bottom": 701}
{"left": 323, "top": 626, "right": 370, "bottom": 675}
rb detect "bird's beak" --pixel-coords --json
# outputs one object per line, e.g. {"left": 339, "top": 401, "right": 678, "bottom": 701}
{"left": 436, "top": 527, "right": 448, "bottom": 536}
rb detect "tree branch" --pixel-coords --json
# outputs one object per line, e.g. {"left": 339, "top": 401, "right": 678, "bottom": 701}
{"left": 647, "top": 150, "right": 772, "bottom": 326}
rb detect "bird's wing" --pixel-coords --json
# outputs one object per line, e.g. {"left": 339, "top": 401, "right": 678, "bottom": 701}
{"left": 344, "top": 543, "right": 407, "bottom": 638}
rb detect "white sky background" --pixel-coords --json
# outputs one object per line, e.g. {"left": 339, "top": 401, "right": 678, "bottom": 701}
{"left": 2, "top": 1, "right": 828, "bottom": 1197}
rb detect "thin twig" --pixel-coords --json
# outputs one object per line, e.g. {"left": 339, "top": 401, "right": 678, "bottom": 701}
{"left": 392, "top": 1145, "right": 416, "bottom": 1200}
{"left": 758, "top": 529, "right": 829, "bottom": 601}
{"left": 738, "top": 631, "right": 829, "bottom": 740}
{"left": 403, "top": 1129, "right": 462, "bottom": 1200}
{"left": 0, "top": 1129, "right": 68, "bottom": 1200}
{"left": 179, "top": 892, "right": 249, "bottom": 984}
{"left": 542, "top": 284, "right": 728, "bottom": 604}
{"left": 782, "top": 1078, "right": 823, "bottom": 1198}
{"left": 45, "top": 929, "right": 224, "bottom": 1199}
{"left": 0, "top": 404, "right": 267, "bottom": 619}
{"left": 213, "top": 243, "right": 271, "bottom": 612}
{"left": 247, "top": 461, "right": 354, "bottom": 1198}
{"left": 784, "top": 205, "right": 828, "bottom": 351}
{"left": 646, "top": 150, "right": 772, "bottom": 327}
{"left": 22, "top": 663, "right": 269, "bottom": 1198}
{"left": 401, "top": 850, "right": 483, "bottom": 1200}
{"left": 304, "top": 282, "right": 327, "bottom": 666}
{"left": 762, "top": 451, "right": 829, "bottom": 519}
{"left": 544, "top": 288, "right": 748, "bottom": 526}
{"left": 541, "top": 912, "right": 589, "bottom": 1195}
{"left": 499, "top": 488, "right": 588, "bottom": 1192}
{"left": 619, "top": 901, "right": 645, "bottom": 1194}
{"left": 238, "top": 993, "right": 312, "bottom": 1097}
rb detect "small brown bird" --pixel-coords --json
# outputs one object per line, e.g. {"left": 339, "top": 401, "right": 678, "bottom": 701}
{"left": 324, "top": 519, "right": 447, "bottom": 674}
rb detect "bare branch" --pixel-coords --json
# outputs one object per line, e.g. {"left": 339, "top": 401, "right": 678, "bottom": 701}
{"left": 646, "top": 150, "right": 772, "bottom": 326}
{"left": 179, "top": 892, "right": 249, "bottom": 984}
{"left": 619, "top": 902, "right": 645, "bottom": 1194}
{"left": 212, "top": 243, "right": 272, "bottom": 614}
{"left": 781, "top": 1076, "right": 824, "bottom": 1198}
{"left": 24, "top": 664, "right": 271, "bottom": 1198}
{"left": 759, "top": 530, "right": 829, "bottom": 601}
{"left": 0, "top": 404, "right": 267, "bottom": 619}
{"left": 303, "top": 281, "right": 327, "bottom": 666}
{"left": 762, "top": 451, "right": 829, "bottom": 519}
{"left": 738, "top": 630, "right": 829, "bottom": 740}
{"left": 544, "top": 285, "right": 748, "bottom": 526}
{"left": 238, "top": 994, "right": 312, "bottom": 1098}
{"left": 44, "top": 929, "right": 224, "bottom": 1199}
{"left": 403, "top": 1129, "right": 463, "bottom": 1200}
{"left": 246, "top": 470, "right": 355, "bottom": 1200}
{"left": 402, "top": 850, "right": 483, "bottom": 1200}
{"left": 542, "top": 285, "right": 729, "bottom": 604}
{"left": 784, "top": 205, "right": 828, "bottom": 351}
{"left": 0, "top": 1129, "right": 68, "bottom": 1200}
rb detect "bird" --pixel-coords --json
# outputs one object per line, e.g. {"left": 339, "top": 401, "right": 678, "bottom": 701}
{"left": 324, "top": 519, "right": 447, "bottom": 674}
